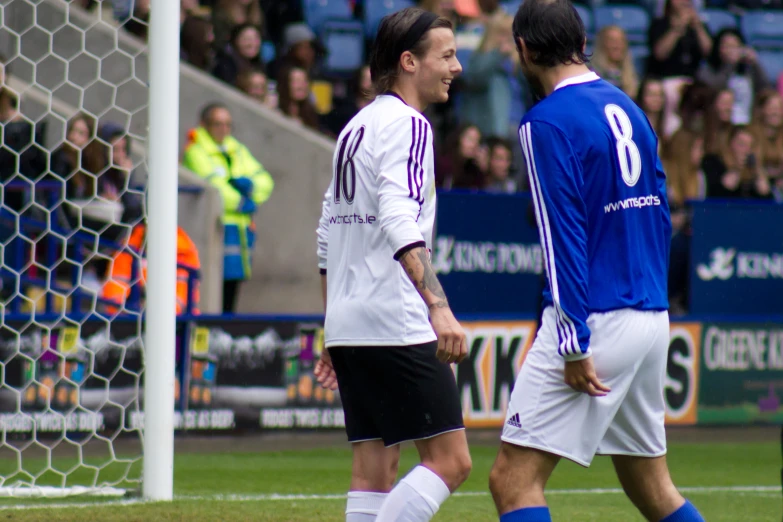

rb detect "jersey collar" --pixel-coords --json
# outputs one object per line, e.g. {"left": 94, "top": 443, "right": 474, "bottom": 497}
{"left": 554, "top": 71, "right": 600, "bottom": 92}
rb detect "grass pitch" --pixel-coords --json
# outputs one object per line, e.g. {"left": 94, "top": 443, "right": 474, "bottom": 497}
{"left": 0, "top": 432, "right": 779, "bottom": 521}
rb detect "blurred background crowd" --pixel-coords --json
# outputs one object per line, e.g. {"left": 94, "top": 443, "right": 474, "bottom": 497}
{"left": 2, "top": 0, "right": 782, "bottom": 317}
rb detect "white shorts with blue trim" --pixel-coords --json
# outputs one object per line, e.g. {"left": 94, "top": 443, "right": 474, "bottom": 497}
{"left": 501, "top": 306, "right": 669, "bottom": 467}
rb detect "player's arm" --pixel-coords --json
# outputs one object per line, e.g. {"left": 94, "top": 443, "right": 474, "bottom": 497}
{"left": 377, "top": 116, "right": 466, "bottom": 364}
{"left": 315, "top": 184, "right": 337, "bottom": 391}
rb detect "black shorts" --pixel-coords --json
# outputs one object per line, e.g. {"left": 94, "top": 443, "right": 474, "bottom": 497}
{"left": 329, "top": 341, "right": 464, "bottom": 446}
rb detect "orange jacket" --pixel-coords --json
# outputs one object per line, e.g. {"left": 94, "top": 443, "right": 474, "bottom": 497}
{"left": 102, "top": 224, "right": 201, "bottom": 315}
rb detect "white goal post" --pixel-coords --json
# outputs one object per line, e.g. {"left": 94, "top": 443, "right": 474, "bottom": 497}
{"left": 0, "top": 0, "right": 178, "bottom": 500}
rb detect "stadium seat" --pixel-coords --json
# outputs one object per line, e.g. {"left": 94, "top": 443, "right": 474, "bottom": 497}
{"left": 364, "top": 0, "right": 415, "bottom": 39}
{"left": 700, "top": 8, "right": 737, "bottom": 34}
{"left": 501, "top": 1, "right": 519, "bottom": 15}
{"left": 757, "top": 50, "right": 783, "bottom": 82}
{"left": 456, "top": 48, "right": 474, "bottom": 71}
{"left": 593, "top": 5, "right": 651, "bottom": 45}
{"left": 303, "top": 0, "right": 354, "bottom": 36}
{"left": 575, "top": 5, "right": 594, "bottom": 41}
{"left": 262, "top": 41, "right": 276, "bottom": 64}
{"left": 741, "top": 11, "right": 783, "bottom": 49}
{"left": 629, "top": 45, "right": 649, "bottom": 77}
{"left": 322, "top": 20, "right": 365, "bottom": 75}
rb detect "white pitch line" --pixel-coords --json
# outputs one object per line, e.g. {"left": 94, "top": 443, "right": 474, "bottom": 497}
{"left": 0, "top": 485, "right": 777, "bottom": 511}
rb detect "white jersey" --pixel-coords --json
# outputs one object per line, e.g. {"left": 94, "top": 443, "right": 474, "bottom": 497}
{"left": 316, "top": 94, "right": 437, "bottom": 348}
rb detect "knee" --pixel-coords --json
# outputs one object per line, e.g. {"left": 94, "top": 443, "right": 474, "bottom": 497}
{"left": 424, "top": 449, "right": 472, "bottom": 492}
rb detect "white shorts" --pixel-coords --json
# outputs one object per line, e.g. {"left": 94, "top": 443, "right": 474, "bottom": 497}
{"left": 501, "top": 306, "right": 669, "bottom": 467}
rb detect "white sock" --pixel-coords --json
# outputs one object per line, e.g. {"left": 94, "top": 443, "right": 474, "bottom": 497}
{"left": 346, "top": 491, "right": 388, "bottom": 522}
{"left": 375, "top": 466, "right": 451, "bottom": 522}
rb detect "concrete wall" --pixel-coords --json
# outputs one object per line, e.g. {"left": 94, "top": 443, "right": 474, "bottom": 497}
{"left": 2, "top": 0, "right": 336, "bottom": 314}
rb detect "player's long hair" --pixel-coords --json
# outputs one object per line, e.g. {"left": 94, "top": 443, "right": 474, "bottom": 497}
{"left": 751, "top": 89, "right": 783, "bottom": 172}
{"left": 369, "top": 7, "right": 453, "bottom": 96}
{"left": 511, "top": 0, "right": 589, "bottom": 68}
{"left": 592, "top": 26, "right": 638, "bottom": 98}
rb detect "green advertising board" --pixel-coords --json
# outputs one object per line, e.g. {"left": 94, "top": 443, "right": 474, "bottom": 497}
{"left": 698, "top": 323, "right": 783, "bottom": 424}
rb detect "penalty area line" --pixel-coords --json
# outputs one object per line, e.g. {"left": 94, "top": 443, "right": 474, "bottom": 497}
{"left": 0, "top": 485, "right": 778, "bottom": 511}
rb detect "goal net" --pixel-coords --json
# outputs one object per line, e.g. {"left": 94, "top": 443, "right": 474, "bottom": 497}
{"left": 0, "top": 0, "right": 159, "bottom": 498}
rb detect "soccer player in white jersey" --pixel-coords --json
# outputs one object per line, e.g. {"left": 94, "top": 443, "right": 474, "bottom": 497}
{"left": 313, "top": 7, "right": 471, "bottom": 522}
{"left": 487, "top": 1, "right": 706, "bottom": 522}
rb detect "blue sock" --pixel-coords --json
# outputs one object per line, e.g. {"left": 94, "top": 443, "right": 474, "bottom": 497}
{"left": 661, "top": 500, "right": 705, "bottom": 522}
{"left": 500, "top": 506, "right": 551, "bottom": 522}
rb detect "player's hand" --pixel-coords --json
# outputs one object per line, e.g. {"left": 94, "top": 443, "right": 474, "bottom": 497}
{"left": 564, "top": 356, "right": 611, "bottom": 397}
{"left": 430, "top": 306, "right": 468, "bottom": 364}
{"left": 314, "top": 349, "right": 338, "bottom": 391}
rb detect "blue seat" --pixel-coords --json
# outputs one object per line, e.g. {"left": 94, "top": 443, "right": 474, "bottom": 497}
{"left": 456, "top": 48, "right": 474, "bottom": 72}
{"left": 322, "top": 20, "right": 366, "bottom": 74}
{"left": 303, "top": 0, "right": 354, "bottom": 36}
{"left": 364, "top": 0, "right": 415, "bottom": 39}
{"left": 629, "top": 45, "right": 649, "bottom": 76}
{"left": 261, "top": 41, "right": 276, "bottom": 64}
{"left": 757, "top": 50, "right": 783, "bottom": 82}
{"left": 575, "top": 4, "right": 594, "bottom": 40}
{"left": 700, "top": 9, "right": 737, "bottom": 34}
{"left": 741, "top": 11, "right": 783, "bottom": 49}
{"left": 594, "top": 5, "right": 651, "bottom": 45}
{"left": 501, "top": 1, "right": 519, "bottom": 15}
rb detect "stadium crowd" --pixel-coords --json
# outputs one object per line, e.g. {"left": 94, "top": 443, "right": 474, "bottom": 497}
{"left": 1, "top": 0, "right": 782, "bottom": 316}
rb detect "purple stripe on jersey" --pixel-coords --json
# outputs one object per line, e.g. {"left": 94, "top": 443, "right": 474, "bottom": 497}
{"left": 521, "top": 123, "right": 569, "bottom": 356}
{"left": 417, "top": 120, "right": 427, "bottom": 204}
{"left": 412, "top": 119, "right": 424, "bottom": 202}
{"left": 407, "top": 117, "right": 417, "bottom": 199}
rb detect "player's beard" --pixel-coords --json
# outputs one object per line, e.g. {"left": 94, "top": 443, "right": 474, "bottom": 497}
{"left": 522, "top": 67, "right": 546, "bottom": 102}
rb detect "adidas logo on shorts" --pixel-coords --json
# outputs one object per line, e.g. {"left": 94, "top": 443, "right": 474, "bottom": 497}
{"left": 506, "top": 413, "right": 521, "bottom": 428}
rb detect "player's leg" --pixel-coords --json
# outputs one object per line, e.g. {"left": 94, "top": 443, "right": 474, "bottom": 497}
{"left": 611, "top": 455, "right": 702, "bottom": 522}
{"left": 329, "top": 347, "right": 400, "bottom": 521}
{"left": 490, "top": 307, "right": 642, "bottom": 520}
{"left": 347, "top": 440, "right": 401, "bottom": 521}
{"left": 488, "top": 443, "right": 559, "bottom": 520}
{"left": 366, "top": 342, "right": 470, "bottom": 522}
{"left": 596, "top": 311, "right": 705, "bottom": 522}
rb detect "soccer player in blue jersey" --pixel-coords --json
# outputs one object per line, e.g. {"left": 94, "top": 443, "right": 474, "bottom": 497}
{"left": 487, "top": 1, "right": 706, "bottom": 522}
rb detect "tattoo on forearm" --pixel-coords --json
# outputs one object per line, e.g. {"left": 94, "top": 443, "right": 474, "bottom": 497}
{"left": 416, "top": 249, "right": 446, "bottom": 299}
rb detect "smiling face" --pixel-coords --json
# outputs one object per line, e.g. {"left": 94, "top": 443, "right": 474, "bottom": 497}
{"left": 235, "top": 26, "right": 261, "bottom": 60}
{"left": 603, "top": 27, "right": 627, "bottom": 65}
{"left": 715, "top": 89, "right": 734, "bottom": 123}
{"left": 289, "top": 68, "right": 310, "bottom": 102}
{"left": 641, "top": 80, "right": 665, "bottom": 114}
{"left": 762, "top": 94, "right": 783, "bottom": 128}
{"left": 68, "top": 118, "right": 91, "bottom": 148}
{"left": 411, "top": 27, "right": 462, "bottom": 105}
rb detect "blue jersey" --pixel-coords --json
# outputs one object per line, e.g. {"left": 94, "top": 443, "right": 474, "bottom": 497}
{"left": 519, "top": 72, "right": 671, "bottom": 360}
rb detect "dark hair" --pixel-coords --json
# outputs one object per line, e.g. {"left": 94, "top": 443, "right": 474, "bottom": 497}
{"left": 485, "top": 136, "right": 512, "bottom": 155}
{"left": 200, "top": 102, "right": 229, "bottom": 123}
{"left": 277, "top": 65, "right": 320, "bottom": 130}
{"left": 181, "top": 15, "right": 214, "bottom": 71}
{"left": 707, "top": 28, "right": 745, "bottom": 69}
{"left": 229, "top": 23, "right": 261, "bottom": 49}
{"left": 0, "top": 87, "right": 18, "bottom": 110}
{"left": 635, "top": 75, "right": 665, "bottom": 136}
{"left": 512, "top": 0, "right": 588, "bottom": 68}
{"left": 370, "top": 7, "right": 453, "bottom": 95}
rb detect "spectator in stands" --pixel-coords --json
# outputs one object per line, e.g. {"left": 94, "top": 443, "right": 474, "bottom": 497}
{"left": 181, "top": 103, "right": 274, "bottom": 313}
{"left": 181, "top": 15, "right": 215, "bottom": 72}
{"left": 702, "top": 125, "right": 772, "bottom": 199}
{"left": 99, "top": 122, "right": 144, "bottom": 226}
{"left": 591, "top": 26, "right": 639, "bottom": 98}
{"left": 647, "top": 0, "right": 712, "bottom": 136}
{"left": 277, "top": 65, "right": 320, "bottom": 131}
{"left": 436, "top": 123, "right": 485, "bottom": 190}
{"left": 419, "top": 0, "right": 460, "bottom": 27}
{"left": 697, "top": 29, "right": 767, "bottom": 125}
{"left": 236, "top": 68, "right": 278, "bottom": 110}
{"left": 460, "top": 13, "right": 522, "bottom": 140}
{"left": 323, "top": 65, "right": 373, "bottom": 137}
{"left": 213, "top": 23, "right": 264, "bottom": 87}
{"left": 212, "top": 0, "right": 263, "bottom": 51}
{"left": 267, "top": 23, "right": 322, "bottom": 82}
{"left": 669, "top": 80, "right": 713, "bottom": 137}
{"left": 752, "top": 90, "right": 783, "bottom": 199}
{"left": 704, "top": 88, "right": 734, "bottom": 155}
{"left": 123, "top": 0, "right": 150, "bottom": 41}
{"left": 102, "top": 222, "right": 201, "bottom": 316}
{"left": 664, "top": 129, "right": 706, "bottom": 209}
{"left": 636, "top": 77, "right": 666, "bottom": 149}
{"left": 0, "top": 86, "right": 21, "bottom": 123}
{"left": 483, "top": 137, "right": 517, "bottom": 193}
